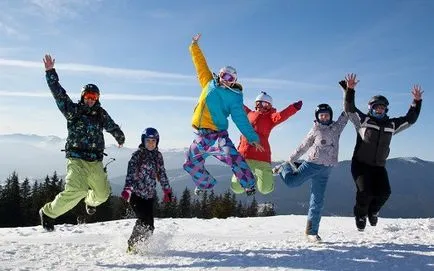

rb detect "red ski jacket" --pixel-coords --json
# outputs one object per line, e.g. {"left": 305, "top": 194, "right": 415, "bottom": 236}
{"left": 237, "top": 103, "right": 300, "bottom": 163}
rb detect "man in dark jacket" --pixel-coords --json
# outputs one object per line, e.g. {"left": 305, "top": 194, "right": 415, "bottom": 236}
{"left": 340, "top": 73, "right": 423, "bottom": 231}
{"left": 39, "top": 54, "right": 125, "bottom": 231}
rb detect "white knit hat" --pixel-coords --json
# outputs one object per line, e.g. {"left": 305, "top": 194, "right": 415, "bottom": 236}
{"left": 255, "top": 91, "right": 273, "bottom": 105}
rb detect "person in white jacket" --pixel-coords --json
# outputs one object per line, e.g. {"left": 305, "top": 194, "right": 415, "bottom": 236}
{"left": 273, "top": 103, "right": 348, "bottom": 242}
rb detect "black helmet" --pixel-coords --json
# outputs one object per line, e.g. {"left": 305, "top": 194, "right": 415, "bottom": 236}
{"left": 315, "top": 104, "right": 333, "bottom": 123}
{"left": 368, "top": 95, "right": 389, "bottom": 113}
{"left": 141, "top": 127, "right": 159, "bottom": 146}
{"left": 368, "top": 95, "right": 389, "bottom": 107}
{"left": 81, "top": 84, "right": 100, "bottom": 96}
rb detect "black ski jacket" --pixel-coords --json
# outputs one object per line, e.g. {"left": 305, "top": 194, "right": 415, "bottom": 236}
{"left": 344, "top": 88, "right": 421, "bottom": 167}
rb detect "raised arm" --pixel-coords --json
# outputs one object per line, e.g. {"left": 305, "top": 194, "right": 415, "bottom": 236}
{"left": 44, "top": 54, "right": 78, "bottom": 120}
{"left": 332, "top": 111, "right": 349, "bottom": 134}
{"left": 243, "top": 104, "right": 252, "bottom": 114}
{"left": 339, "top": 73, "right": 367, "bottom": 129}
{"left": 390, "top": 84, "right": 423, "bottom": 135}
{"left": 271, "top": 100, "right": 302, "bottom": 126}
{"left": 189, "top": 33, "right": 213, "bottom": 89}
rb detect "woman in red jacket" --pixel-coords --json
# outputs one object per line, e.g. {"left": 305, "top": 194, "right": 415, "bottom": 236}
{"left": 231, "top": 91, "right": 303, "bottom": 194}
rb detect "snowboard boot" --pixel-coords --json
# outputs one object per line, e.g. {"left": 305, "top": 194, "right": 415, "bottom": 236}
{"left": 194, "top": 187, "right": 205, "bottom": 196}
{"left": 306, "top": 234, "right": 322, "bottom": 243}
{"left": 39, "top": 209, "right": 55, "bottom": 232}
{"left": 368, "top": 212, "right": 379, "bottom": 226}
{"left": 272, "top": 162, "right": 286, "bottom": 176}
{"left": 244, "top": 186, "right": 256, "bottom": 196}
{"left": 86, "top": 204, "right": 96, "bottom": 215}
{"left": 355, "top": 216, "right": 367, "bottom": 231}
{"left": 126, "top": 244, "right": 138, "bottom": 254}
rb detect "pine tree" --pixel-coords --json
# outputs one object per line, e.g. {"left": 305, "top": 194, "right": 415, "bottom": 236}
{"left": 219, "top": 190, "right": 236, "bottom": 218}
{"left": 161, "top": 197, "right": 178, "bottom": 218}
{"left": 200, "top": 190, "right": 211, "bottom": 219}
{"left": 235, "top": 200, "right": 246, "bottom": 217}
{"left": 2, "top": 172, "right": 23, "bottom": 226}
{"left": 247, "top": 197, "right": 258, "bottom": 217}
{"left": 20, "top": 178, "right": 33, "bottom": 226}
{"left": 191, "top": 198, "right": 201, "bottom": 218}
{"left": 178, "top": 187, "right": 192, "bottom": 218}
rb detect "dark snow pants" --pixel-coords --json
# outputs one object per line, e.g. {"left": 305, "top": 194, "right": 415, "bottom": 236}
{"left": 351, "top": 159, "right": 391, "bottom": 218}
{"left": 128, "top": 194, "right": 155, "bottom": 247}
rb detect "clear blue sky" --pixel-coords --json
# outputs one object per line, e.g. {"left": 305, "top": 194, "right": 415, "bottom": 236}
{"left": 1, "top": 0, "right": 433, "bottom": 162}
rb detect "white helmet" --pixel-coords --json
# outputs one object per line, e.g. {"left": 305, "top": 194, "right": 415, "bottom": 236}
{"left": 218, "top": 66, "right": 237, "bottom": 83}
{"left": 255, "top": 91, "right": 273, "bottom": 105}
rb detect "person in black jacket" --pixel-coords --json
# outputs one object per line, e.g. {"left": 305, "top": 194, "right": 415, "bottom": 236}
{"left": 340, "top": 73, "right": 423, "bottom": 231}
{"left": 39, "top": 54, "right": 125, "bottom": 232}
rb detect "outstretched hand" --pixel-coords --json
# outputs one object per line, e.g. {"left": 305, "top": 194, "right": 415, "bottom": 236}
{"left": 345, "top": 73, "right": 359, "bottom": 89}
{"left": 411, "top": 84, "right": 423, "bottom": 101}
{"left": 192, "top": 33, "right": 201, "bottom": 44}
{"left": 293, "top": 100, "right": 303, "bottom": 110}
{"left": 252, "top": 142, "right": 265, "bottom": 152}
{"left": 43, "top": 54, "right": 55, "bottom": 71}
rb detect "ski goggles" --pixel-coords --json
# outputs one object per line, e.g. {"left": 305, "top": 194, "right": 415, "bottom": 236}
{"left": 83, "top": 92, "right": 99, "bottom": 101}
{"left": 219, "top": 72, "right": 236, "bottom": 83}
{"left": 256, "top": 101, "right": 271, "bottom": 108}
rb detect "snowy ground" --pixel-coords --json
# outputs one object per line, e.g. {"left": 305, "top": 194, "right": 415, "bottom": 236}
{"left": 0, "top": 215, "right": 433, "bottom": 271}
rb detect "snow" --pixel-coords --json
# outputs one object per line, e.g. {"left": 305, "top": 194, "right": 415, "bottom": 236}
{"left": 1, "top": 215, "right": 433, "bottom": 270}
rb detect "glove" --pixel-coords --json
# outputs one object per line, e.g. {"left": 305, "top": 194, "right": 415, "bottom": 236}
{"left": 163, "top": 187, "right": 174, "bottom": 203}
{"left": 339, "top": 80, "right": 347, "bottom": 90}
{"left": 293, "top": 100, "right": 303, "bottom": 110}
{"left": 121, "top": 187, "right": 132, "bottom": 202}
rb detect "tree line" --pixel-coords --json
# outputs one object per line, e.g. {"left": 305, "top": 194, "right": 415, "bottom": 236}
{"left": 0, "top": 172, "right": 275, "bottom": 228}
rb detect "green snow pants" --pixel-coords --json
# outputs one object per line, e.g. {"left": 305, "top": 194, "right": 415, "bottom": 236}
{"left": 231, "top": 159, "right": 274, "bottom": 195}
{"left": 41, "top": 158, "right": 111, "bottom": 218}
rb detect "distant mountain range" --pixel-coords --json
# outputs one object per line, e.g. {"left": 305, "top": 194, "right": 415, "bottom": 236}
{"left": 1, "top": 133, "right": 433, "bottom": 218}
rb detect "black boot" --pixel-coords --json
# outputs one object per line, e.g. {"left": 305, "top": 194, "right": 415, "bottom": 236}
{"left": 86, "top": 204, "right": 96, "bottom": 215}
{"left": 127, "top": 220, "right": 154, "bottom": 253}
{"left": 355, "top": 216, "right": 367, "bottom": 231}
{"left": 39, "top": 209, "right": 55, "bottom": 232}
{"left": 368, "top": 212, "right": 379, "bottom": 226}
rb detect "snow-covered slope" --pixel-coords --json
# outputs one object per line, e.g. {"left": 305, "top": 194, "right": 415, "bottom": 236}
{"left": 0, "top": 215, "right": 433, "bottom": 270}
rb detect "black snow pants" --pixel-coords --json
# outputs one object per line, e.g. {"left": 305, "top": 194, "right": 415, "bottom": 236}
{"left": 128, "top": 194, "right": 155, "bottom": 247}
{"left": 351, "top": 159, "right": 391, "bottom": 218}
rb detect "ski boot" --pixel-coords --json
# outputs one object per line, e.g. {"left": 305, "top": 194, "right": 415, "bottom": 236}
{"left": 368, "top": 212, "right": 379, "bottom": 226}
{"left": 355, "top": 216, "right": 367, "bottom": 231}
{"left": 244, "top": 186, "right": 256, "bottom": 196}
{"left": 126, "top": 244, "right": 138, "bottom": 254}
{"left": 306, "top": 234, "right": 322, "bottom": 243}
{"left": 194, "top": 187, "right": 205, "bottom": 196}
{"left": 39, "top": 209, "right": 55, "bottom": 232}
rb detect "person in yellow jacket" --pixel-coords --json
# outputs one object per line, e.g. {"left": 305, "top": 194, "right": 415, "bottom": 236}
{"left": 183, "top": 33, "right": 264, "bottom": 196}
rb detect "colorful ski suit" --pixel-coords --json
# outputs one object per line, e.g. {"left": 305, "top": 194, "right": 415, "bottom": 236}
{"left": 183, "top": 42, "right": 259, "bottom": 192}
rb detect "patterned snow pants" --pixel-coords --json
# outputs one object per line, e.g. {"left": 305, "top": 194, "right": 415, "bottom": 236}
{"left": 183, "top": 129, "right": 255, "bottom": 191}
